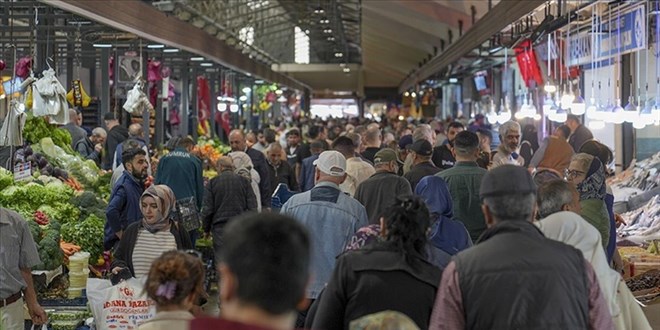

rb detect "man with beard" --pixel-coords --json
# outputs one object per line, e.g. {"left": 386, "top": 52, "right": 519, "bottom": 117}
{"left": 432, "top": 122, "right": 464, "bottom": 171}
{"left": 105, "top": 148, "right": 149, "bottom": 251}
{"left": 491, "top": 121, "right": 524, "bottom": 168}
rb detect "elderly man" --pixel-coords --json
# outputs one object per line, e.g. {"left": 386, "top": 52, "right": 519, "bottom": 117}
{"left": 280, "top": 150, "right": 368, "bottom": 326}
{"left": 62, "top": 109, "right": 87, "bottom": 148}
{"left": 113, "top": 123, "right": 150, "bottom": 172}
{"left": 432, "top": 121, "right": 465, "bottom": 170}
{"left": 437, "top": 131, "right": 488, "bottom": 242}
{"left": 333, "top": 136, "right": 375, "bottom": 197}
{"left": 429, "top": 165, "right": 613, "bottom": 330}
{"left": 75, "top": 127, "right": 106, "bottom": 166}
{"left": 266, "top": 142, "right": 298, "bottom": 195}
{"left": 201, "top": 156, "right": 258, "bottom": 263}
{"left": 229, "top": 129, "right": 272, "bottom": 209}
{"left": 491, "top": 120, "right": 524, "bottom": 168}
{"left": 565, "top": 114, "right": 594, "bottom": 152}
{"left": 0, "top": 208, "right": 48, "bottom": 330}
{"left": 360, "top": 127, "right": 382, "bottom": 164}
{"left": 536, "top": 179, "right": 582, "bottom": 219}
{"left": 355, "top": 148, "right": 413, "bottom": 224}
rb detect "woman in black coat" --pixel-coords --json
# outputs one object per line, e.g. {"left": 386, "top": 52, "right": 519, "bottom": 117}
{"left": 310, "top": 197, "right": 443, "bottom": 329}
{"left": 110, "top": 185, "right": 192, "bottom": 283}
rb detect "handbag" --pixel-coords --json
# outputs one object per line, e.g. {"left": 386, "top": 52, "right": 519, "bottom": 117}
{"left": 171, "top": 196, "right": 201, "bottom": 232}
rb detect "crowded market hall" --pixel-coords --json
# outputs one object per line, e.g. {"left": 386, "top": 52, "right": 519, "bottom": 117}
{"left": 1, "top": 0, "right": 660, "bottom": 329}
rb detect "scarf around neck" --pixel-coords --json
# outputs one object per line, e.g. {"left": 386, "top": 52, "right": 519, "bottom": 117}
{"left": 577, "top": 157, "right": 606, "bottom": 201}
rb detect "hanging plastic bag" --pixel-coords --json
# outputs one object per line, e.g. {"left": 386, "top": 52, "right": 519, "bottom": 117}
{"left": 66, "top": 80, "right": 91, "bottom": 108}
{"left": 0, "top": 100, "right": 27, "bottom": 147}
{"left": 123, "top": 81, "right": 153, "bottom": 116}
{"left": 87, "top": 277, "right": 156, "bottom": 330}
{"left": 15, "top": 56, "right": 32, "bottom": 79}
{"left": 32, "top": 68, "right": 68, "bottom": 124}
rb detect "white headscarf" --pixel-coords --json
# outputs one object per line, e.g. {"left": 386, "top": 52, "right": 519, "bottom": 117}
{"left": 228, "top": 151, "right": 262, "bottom": 211}
{"left": 536, "top": 211, "right": 620, "bottom": 318}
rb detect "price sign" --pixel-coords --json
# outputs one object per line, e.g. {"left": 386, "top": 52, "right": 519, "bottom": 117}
{"left": 13, "top": 161, "right": 32, "bottom": 182}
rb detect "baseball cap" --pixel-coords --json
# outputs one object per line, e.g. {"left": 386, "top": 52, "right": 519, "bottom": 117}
{"left": 286, "top": 128, "right": 300, "bottom": 137}
{"left": 374, "top": 148, "right": 398, "bottom": 164}
{"left": 313, "top": 151, "right": 346, "bottom": 176}
{"left": 398, "top": 135, "right": 413, "bottom": 150}
{"left": 480, "top": 165, "right": 536, "bottom": 199}
{"left": 103, "top": 112, "right": 118, "bottom": 121}
{"left": 407, "top": 139, "right": 432, "bottom": 156}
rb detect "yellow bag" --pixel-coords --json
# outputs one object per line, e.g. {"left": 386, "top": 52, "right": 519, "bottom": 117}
{"left": 25, "top": 85, "right": 33, "bottom": 109}
{"left": 66, "top": 80, "right": 91, "bottom": 107}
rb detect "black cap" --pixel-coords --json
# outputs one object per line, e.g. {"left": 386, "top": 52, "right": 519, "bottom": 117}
{"left": 398, "top": 135, "right": 413, "bottom": 149}
{"left": 480, "top": 165, "right": 537, "bottom": 199}
{"left": 103, "top": 112, "right": 118, "bottom": 121}
{"left": 407, "top": 139, "right": 432, "bottom": 156}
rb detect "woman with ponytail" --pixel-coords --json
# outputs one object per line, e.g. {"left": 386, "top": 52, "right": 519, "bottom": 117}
{"left": 311, "top": 196, "right": 443, "bottom": 329}
{"left": 139, "top": 250, "right": 205, "bottom": 330}
{"left": 110, "top": 185, "right": 192, "bottom": 283}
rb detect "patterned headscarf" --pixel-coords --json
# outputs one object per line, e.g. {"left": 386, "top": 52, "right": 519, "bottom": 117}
{"left": 576, "top": 157, "right": 606, "bottom": 201}
{"left": 229, "top": 151, "right": 254, "bottom": 180}
{"left": 141, "top": 185, "right": 176, "bottom": 233}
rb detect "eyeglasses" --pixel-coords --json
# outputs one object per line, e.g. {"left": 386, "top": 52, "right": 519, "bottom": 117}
{"left": 564, "top": 169, "right": 585, "bottom": 180}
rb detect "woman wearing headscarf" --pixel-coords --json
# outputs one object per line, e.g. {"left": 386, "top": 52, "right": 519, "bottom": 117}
{"left": 311, "top": 197, "right": 442, "bottom": 329}
{"left": 111, "top": 185, "right": 193, "bottom": 281}
{"left": 537, "top": 212, "right": 651, "bottom": 330}
{"left": 566, "top": 153, "right": 611, "bottom": 251}
{"left": 415, "top": 176, "right": 472, "bottom": 268}
{"left": 580, "top": 140, "right": 617, "bottom": 263}
{"left": 229, "top": 151, "right": 262, "bottom": 211}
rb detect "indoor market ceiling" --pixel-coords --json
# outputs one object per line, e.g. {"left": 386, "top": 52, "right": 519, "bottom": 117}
{"left": 148, "top": 0, "right": 502, "bottom": 94}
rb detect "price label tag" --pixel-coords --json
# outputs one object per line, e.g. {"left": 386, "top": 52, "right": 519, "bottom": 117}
{"left": 13, "top": 161, "right": 32, "bottom": 182}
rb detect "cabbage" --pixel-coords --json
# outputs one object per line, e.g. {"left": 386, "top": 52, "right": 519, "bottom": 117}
{"left": 0, "top": 167, "right": 13, "bottom": 190}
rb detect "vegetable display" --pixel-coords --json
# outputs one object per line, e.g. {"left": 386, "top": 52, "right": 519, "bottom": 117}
{"left": 61, "top": 214, "right": 105, "bottom": 265}
{"left": 23, "top": 115, "right": 74, "bottom": 154}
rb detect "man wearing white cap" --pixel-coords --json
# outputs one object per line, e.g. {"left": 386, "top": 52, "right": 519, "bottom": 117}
{"left": 280, "top": 150, "right": 368, "bottom": 327}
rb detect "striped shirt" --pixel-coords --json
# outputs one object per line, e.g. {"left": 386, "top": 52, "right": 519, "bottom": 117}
{"left": 131, "top": 229, "right": 177, "bottom": 278}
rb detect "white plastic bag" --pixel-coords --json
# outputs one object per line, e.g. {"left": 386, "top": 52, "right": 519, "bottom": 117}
{"left": 0, "top": 100, "right": 26, "bottom": 147}
{"left": 31, "top": 69, "right": 69, "bottom": 124}
{"left": 87, "top": 278, "right": 156, "bottom": 330}
{"left": 123, "top": 82, "right": 153, "bottom": 116}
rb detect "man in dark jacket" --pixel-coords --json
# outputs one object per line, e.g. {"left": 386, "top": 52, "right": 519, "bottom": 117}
{"left": 62, "top": 109, "right": 87, "bottom": 148}
{"left": 266, "top": 142, "right": 298, "bottom": 195}
{"left": 102, "top": 112, "right": 129, "bottom": 170}
{"left": 75, "top": 127, "right": 106, "bottom": 166}
{"left": 355, "top": 148, "right": 413, "bottom": 224}
{"left": 229, "top": 129, "right": 272, "bottom": 209}
{"left": 429, "top": 165, "right": 613, "bottom": 329}
{"left": 201, "top": 156, "right": 258, "bottom": 262}
{"left": 299, "top": 140, "right": 326, "bottom": 192}
{"left": 404, "top": 139, "right": 440, "bottom": 191}
{"left": 155, "top": 136, "right": 204, "bottom": 242}
{"left": 565, "top": 114, "right": 594, "bottom": 152}
{"left": 104, "top": 148, "right": 149, "bottom": 250}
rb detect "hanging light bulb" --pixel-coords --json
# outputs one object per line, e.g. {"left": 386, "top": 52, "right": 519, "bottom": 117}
{"left": 497, "top": 99, "right": 511, "bottom": 124}
{"left": 533, "top": 114, "right": 542, "bottom": 121}
{"left": 543, "top": 94, "right": 555, "bottom": 115}
{"left": 560, "top": 86, "right": 574, "bottom": 110}
{"left": 623, "top": 96, "right": 639, "bottom": 123}
{"left": 586, "top": 98, "right": 598, "bottom": 119}
{"left": 610, "top": 99, "right": 625, "bottom": 124}
{"left": 544, "top": 82, "right": 557, "bottom": 94}
{"left": 217, "top": 103, "right": 227, "bottom": 112}
{"left": 639, "top": 100, "right": 656, "bottom": 125}
{"left": 486, "top": 100, "right": 498, "bottom": 124}
{"left": 230, "top": 104, "right": 239, "bottom": 113}
{"left": 571, "top": 86, "right": 586, "bottom": 115}
{"left": 554, "top": 107, "right": 568, "bottom": 123}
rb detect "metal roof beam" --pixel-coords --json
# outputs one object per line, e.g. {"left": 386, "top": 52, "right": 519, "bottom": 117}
{"left": 43, "top": 0, "right": 308, "bottom": 91}
{"left": 399, "top": 0, "right": 545, "bottom": 92}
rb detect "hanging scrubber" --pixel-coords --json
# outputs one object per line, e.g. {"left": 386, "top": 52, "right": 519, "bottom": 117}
{"left": 66, "top": 80, "right": 91, "bottom": 107}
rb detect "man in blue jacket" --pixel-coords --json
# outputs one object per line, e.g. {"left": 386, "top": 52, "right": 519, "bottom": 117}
{"left": 155, "top": 137, "right": 204, "bottom": 242}
{"left": 104, "top": 148, "right": 149, "bottom": 251}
